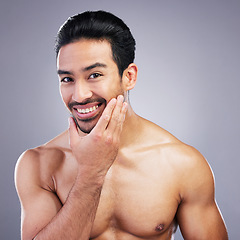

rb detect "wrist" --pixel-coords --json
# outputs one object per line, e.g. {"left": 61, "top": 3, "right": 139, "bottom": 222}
{"left": 76, "top": 166, "right": 106, "bottom": 187}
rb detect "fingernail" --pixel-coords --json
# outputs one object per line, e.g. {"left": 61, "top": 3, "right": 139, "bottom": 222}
{"left": 111, "top": 98, "right": 117, "bottom": 104}
{"left": 118, "top": 95, "right": 124, "bottom": 101}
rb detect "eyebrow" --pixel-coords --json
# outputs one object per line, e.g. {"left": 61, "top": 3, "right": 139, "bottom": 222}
{"left": 57, "top": 69, "right": 73, "bottom": 75}
{"left": 57, "top": 62, "right": 107, "bottom": 75}
{"left": 83, "top": 62, "right": 107, "bottom": 72}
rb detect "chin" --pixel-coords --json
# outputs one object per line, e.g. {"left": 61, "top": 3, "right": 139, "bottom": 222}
{"left": 78, "top": 125, "right": 94, "bottom": 134}
{"left": 73, "top": 116, "right": 98, "bottom": 134}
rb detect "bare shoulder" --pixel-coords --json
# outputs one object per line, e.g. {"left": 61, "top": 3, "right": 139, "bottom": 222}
{"left": 15, "top": 131, "right": 70, "bottom": 193}
{"left": 140, "top": 118, "right": 214, "bottom": 198}
{"left": 143, "top": 118, "right": 211, "bottom": 169}
{"left": 159, "top": 134, "right": 215, "bottom": 202}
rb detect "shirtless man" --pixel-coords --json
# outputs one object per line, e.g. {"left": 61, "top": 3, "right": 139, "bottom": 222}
{"left": 15, "top": 11, "right": 228, "bottom": 240}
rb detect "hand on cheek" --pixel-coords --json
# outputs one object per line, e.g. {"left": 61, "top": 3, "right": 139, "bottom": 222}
{"left": 68, "top": 95, "right": 127, "bottom": 177}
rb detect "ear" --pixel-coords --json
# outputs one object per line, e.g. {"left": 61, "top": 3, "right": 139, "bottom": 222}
{"left": 122, "top": 63, "right": 138, "bottom": 91}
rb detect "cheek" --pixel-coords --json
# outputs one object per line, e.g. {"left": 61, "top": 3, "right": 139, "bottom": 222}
{"left": 102, "top": 78, "right": 124, "bottom": 94}
{"left": 93, "top": 83, "right": 123, "bottom": 101}
{"left": 90, "top": 83, "right": 110, "bottom": 100}
{"left": 110, "top": 81, "right": 125, "bottom": 96}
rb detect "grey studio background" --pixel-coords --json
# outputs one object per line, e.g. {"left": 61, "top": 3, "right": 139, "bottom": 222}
{"left": 0, "top": 0, "right": 239, "bottom": 239}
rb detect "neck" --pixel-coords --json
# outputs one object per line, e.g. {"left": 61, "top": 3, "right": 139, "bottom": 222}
{"left": 119, "top": 105, "right": 141, "bottom": 149}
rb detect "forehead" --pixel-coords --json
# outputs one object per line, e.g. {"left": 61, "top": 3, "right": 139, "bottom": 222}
{"left": 57, "top": 39, "right": 114, "bottom": 70}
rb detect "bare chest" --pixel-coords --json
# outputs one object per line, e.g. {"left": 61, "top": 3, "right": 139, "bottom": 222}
{"left": 55, "top": 154, "right": 179, "bottom": 239}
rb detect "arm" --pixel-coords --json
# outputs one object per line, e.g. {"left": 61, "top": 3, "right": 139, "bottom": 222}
{"left": 176, "top": 147, "right": 228, "bottom": 240}
{"left": 15, "top": 96, "right": 127, "bottom": 240}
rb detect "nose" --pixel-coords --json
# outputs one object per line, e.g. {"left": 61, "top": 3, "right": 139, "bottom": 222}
{"left": 73, "top": 80, "right": 93, "bottom": 103}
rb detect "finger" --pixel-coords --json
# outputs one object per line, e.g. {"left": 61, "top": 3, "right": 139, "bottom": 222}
{"left": 92, "top": 98, "right": 117, "bottom": 133}
{"left": 106, "top": 95, "right": 125, "bottom": 133}
{"left": 119, "top": 101, "right": 128, "bottom": 124}
{"left": 68, "top": 117, "right": 80, "bottom": 148}
{"left": 112, "top": 101, "right": 128, "bottom": 137}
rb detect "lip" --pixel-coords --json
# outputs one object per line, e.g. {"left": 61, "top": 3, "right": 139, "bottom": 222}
{"left": 73, "top": 102, "right": 104, "bottom": 120}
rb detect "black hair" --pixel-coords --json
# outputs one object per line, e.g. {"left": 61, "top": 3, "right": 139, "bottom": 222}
{"left": 55, "top": 10, "right": 136, "bottom": 76}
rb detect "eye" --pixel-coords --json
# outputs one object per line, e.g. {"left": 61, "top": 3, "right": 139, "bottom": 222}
{"left": 60, "top": 77, "right": 74, "bottom": 83}
{"left": 89, "top": 73, "right": 102, "bottom": 79}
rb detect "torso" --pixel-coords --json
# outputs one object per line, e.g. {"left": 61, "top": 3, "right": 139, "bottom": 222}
{"left": 37, "top": 118, "right": 184, "bottom": 240}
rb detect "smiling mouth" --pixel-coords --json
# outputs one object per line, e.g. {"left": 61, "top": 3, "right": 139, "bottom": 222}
{"left": 73, "top": 102, "right": 104, "bottom": 120}
{"left": 75, "top": 104, "right": 99, "bottom": 114}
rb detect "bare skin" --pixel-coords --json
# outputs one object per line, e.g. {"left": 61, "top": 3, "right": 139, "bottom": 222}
{"left": 15, "top": 39, "right": 228, "bottom": 240}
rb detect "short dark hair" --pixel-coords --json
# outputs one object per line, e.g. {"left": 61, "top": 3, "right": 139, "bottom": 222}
{"left": 55, "top": 10, "right": 136, "bottom": 76}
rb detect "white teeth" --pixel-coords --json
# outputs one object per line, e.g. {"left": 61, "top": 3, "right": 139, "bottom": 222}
{"left": 76, "top": 105, "right": 99, "bottom": 114}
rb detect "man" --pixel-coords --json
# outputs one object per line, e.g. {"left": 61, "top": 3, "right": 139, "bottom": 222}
{"left": 15, "top": 11, "right": 228, "bottom": 240}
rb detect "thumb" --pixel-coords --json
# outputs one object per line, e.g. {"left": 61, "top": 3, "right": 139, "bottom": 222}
{"left": 68, "top": 117, "right": 80, "bottom": 148}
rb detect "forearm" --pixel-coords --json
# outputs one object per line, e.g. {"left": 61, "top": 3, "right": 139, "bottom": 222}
{"left": 33, "top": 172, "right": 104, "bottom": 240}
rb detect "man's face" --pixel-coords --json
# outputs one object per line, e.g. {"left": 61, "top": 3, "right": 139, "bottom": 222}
{"left": 57, "top": 39, "right": 125, "bottom": 134}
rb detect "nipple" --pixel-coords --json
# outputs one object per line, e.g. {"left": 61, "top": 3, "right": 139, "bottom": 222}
{"left": 155, "top": 224, "right": 165, "bottom": 232}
